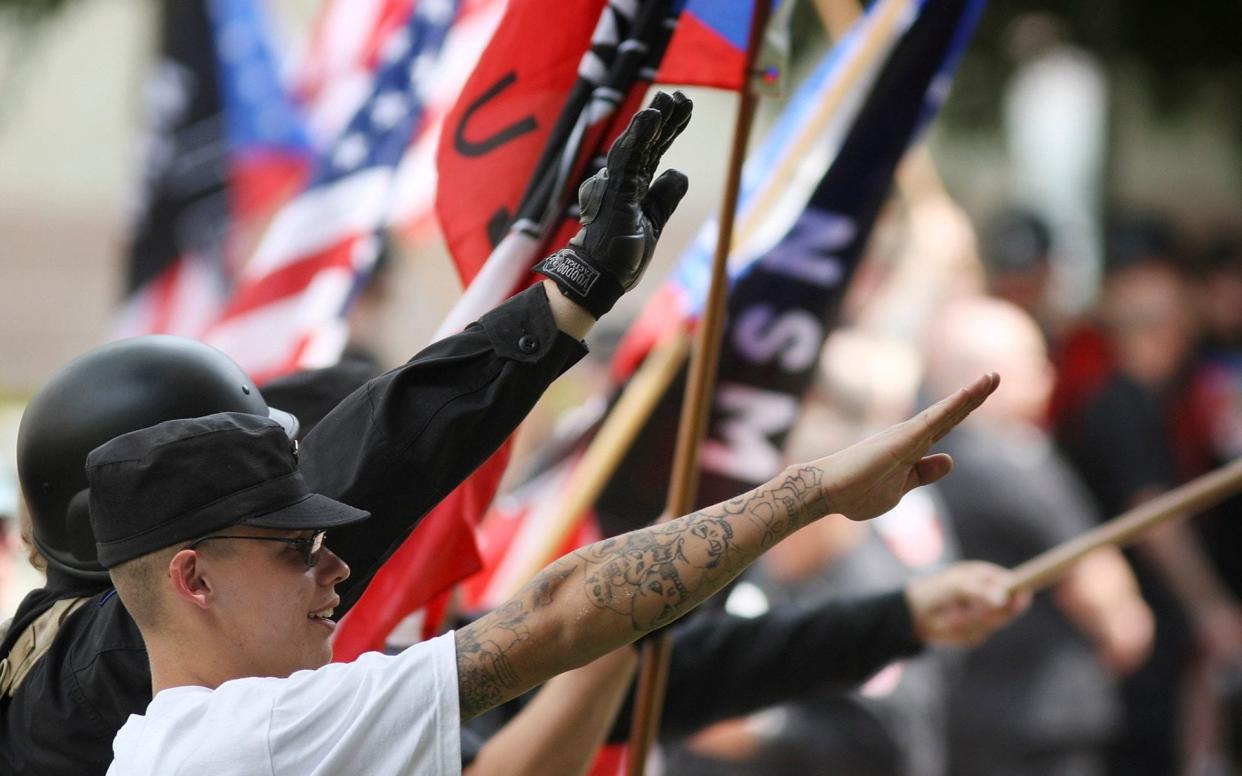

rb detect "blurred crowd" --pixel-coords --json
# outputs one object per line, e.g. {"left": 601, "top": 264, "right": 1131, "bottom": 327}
{"left": 653, "top": 192, "right": 1242, "bottom": 776}
{"left": 3, "top": 189, "right": 1242, "bottom": 776}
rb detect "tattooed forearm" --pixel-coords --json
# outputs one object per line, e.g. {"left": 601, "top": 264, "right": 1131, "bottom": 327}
{"left": 576, "top": 465, "right": 828, "bottom": 632}
{"left": 723, "top": 466, "right": 828, "bottom": 545}
{"left": 456, "top": 560, "right": 578, "bottom": 720}
{"left": 456, "top": 601, "right": 527, "bottom": 719}
{"left": 455, "top": 466, "right": 831, "bottom": 718}
{"left": 451, "top": 373, "right": 985, "bottom": 716}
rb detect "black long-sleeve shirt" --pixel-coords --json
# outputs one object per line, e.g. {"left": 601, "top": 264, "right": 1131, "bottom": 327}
{"left": 640, "top": 589, "right": 920, "bottom": 740}
{"left": 0, "top": 285, "right": 585, "bottom": 776}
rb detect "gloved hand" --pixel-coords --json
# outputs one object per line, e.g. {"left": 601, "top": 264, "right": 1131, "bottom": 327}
{"left": 535, "top": 90, "right": 692, "bottom": 319}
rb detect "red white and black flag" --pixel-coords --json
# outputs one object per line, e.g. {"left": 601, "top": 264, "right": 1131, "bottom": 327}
{"left": 432, "top": 0, "right": 680, "bottom": 337}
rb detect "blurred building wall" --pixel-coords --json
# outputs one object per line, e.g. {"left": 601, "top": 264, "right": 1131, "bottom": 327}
{"left": 0, "top": 0, "right": 150, "bottom": 397}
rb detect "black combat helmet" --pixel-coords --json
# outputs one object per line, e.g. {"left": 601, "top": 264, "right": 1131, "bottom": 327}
{"left": 16, "top": 336, "right": 298, "bottom": 581}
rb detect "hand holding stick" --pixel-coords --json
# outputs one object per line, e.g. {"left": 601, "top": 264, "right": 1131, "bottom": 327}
{"left": 1008, "top": 457, "right": 1242, "bottom": 594}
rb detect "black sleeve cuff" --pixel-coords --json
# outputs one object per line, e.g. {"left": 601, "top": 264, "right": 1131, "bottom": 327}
{"left": 477, "top": 283, "right": 588, "bottom": 365}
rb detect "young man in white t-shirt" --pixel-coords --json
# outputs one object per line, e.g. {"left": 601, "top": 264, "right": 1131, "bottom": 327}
{"left": 88, "top": 362, "right": 1013, "bottom": 775}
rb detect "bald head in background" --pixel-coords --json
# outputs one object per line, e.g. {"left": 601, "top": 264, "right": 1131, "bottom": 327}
{"left": 924, "top": 296, "right": 1053, "bottom": 427}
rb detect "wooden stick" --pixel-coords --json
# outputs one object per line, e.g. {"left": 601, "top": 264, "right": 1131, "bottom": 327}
{"left": 812, "top": 0, "right": 863, "bottom": 38}
{"left": 625, "top": 4, "right": 772, "bottom": 773}
{"left": 1009, "top": 457, "right": 1242, "bottom": 594}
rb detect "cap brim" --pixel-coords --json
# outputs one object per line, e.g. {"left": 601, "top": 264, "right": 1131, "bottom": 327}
{"left": 241, "top": 492, "right": 370, "bottom": 531}
{"left": 267, "top": 406, "right": 300, "bottom": 440}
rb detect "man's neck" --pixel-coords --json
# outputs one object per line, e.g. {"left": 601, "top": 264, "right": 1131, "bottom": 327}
{"left": 147, "top": 637, "right": 231, "bottom": 696}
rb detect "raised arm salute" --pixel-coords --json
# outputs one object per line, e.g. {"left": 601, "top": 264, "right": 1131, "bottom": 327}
{"left": 52, "top": 84, "right": 1008, "bottom": 774}
{"left": 455, "top": 372, "right": 1000, "bottom": 719}
{"left": 88, "top": 374, "right": 997, "bottom": 776}
{"left": 2, "top": 92, "right": 690, "bottom": 776}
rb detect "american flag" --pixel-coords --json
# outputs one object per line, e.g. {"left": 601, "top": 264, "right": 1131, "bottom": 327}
{"left": 298, "top": 0, "right": 414, "bottom": 147}
{"left": 211, "top": 0, "right": 313, "bottom": 233}
{"left": 203, "top": 0, "right": 460, "bottom": 383}
{"left": 299, "top": 0, "right": 506, "bottom": 244}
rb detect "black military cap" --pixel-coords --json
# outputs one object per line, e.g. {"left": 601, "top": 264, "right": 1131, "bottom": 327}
{"left": 86, "top": 412, "right": 369, "bottom": 569}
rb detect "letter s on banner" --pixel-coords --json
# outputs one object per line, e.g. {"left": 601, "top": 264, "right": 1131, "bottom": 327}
{"left": 733, "top": 305, "right": 823, "bottom": 372}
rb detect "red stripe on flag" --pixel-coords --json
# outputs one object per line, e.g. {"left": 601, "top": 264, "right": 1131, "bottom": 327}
{"left": 332, "top": 443, "right": 510, "bottom": 660}
{"left": 148, "top": 259, "right": 186, "bottom": 334}
{"left": 246, "top": 330, "right": 318, "bottom": 387}
{"left": 219, "top": 237, "right": 358, "bottom": 320}
{"left": 230, "top": 152, "right": 311, "bottom": 221}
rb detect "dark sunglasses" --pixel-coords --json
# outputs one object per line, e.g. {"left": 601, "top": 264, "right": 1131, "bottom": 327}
{"left": 188, "top": 530, "right": 327, "bottom": 569}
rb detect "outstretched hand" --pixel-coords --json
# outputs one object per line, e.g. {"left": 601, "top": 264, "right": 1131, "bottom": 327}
{"left": 812, "top": 372, "right": 999, "bottom": 522}
{"left": 535, "top": 91, "right": 692, "bottom": 319}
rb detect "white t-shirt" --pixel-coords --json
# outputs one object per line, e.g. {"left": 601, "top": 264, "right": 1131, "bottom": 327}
{"left": 108, "top": 632, "right": 461, "bottom": 776}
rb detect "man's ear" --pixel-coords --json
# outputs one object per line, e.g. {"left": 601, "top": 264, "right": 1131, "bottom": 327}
{"left": 168, "top": 550, "right": 213, "bottom": 610}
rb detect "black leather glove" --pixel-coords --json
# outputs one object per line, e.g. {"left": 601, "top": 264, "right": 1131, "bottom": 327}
{"left": 535, "top": 90, "right": 692, "bottom": 319}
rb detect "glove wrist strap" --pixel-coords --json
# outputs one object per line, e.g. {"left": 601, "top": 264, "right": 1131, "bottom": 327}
{"left": 534, "top": 248, "right": 625, "bottom": 319}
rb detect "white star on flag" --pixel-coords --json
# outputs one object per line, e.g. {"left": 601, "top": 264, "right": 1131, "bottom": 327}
{"left": 381, "top": 26, "right": 412, "bottom": 63}
{"left": 332, "top": 133, "right": 368, "bottom": 170}
{"left": 370, "top": 91, "right": 409, "bottom": 130}
{"left": 419, "top": 0, "right": 455, "bottom": 25}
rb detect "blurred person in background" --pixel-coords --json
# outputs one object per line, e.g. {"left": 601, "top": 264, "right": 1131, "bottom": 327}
{"left": 1174, "top": 232, "right": 1242, "bottom": 770}
{"left": 981, "top": 208, "right": 1057, "bottom": 338}
{"left": 1049, "top": 213, "right": 1177, "bottom": 428}
{"left": 1001, "top": 11, "right": 1107, "bottom": 319}
{"left": 925, "top": 296, "right": 1153, "bottom": 776}
{"left": 654, "top": 318, "right": 1011, "bottom": 776}
{"left": 1055, "top": 219, "right": 1242, "bottom": 775}
{"left": 1184, "top": 233, "right": 1242, "bottom": 598}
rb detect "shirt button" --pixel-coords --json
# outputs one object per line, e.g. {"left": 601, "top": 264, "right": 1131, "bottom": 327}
{"left": 517, "top": 334, "right": 539, "bottom": 353}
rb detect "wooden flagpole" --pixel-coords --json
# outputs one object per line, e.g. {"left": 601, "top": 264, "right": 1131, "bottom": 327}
{"left": 1009, "top": 457, "right": 1242, "bottom": 593}
{"left": 624, "top": 3, "right": 773, "bottom": 773}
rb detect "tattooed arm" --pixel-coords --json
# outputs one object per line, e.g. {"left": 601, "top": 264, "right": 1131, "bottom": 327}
{"left": 455, "top": 373, "right": 999, "bottom": 720}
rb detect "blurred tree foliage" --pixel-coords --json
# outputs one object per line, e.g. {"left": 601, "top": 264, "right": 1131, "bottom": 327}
{"left": 944, "top": 0, "right": 1242, "bottom": 128}
{"left": 0, "top": 0, "right": 77, "bottom": 25}
{"left": 791, "top": 0, "right": 1242, "bottom": 131}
